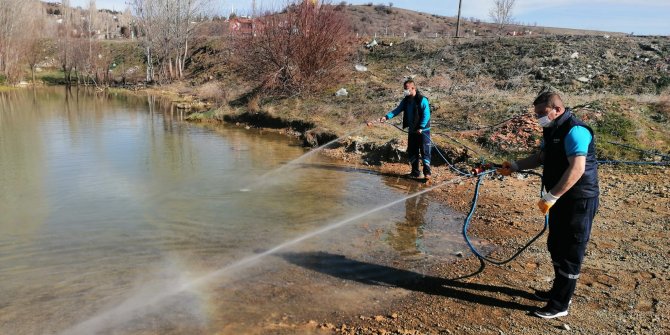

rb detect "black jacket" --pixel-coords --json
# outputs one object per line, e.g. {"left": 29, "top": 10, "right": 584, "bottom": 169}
{"left": 542, "top": 108, "right": 599, "bottom": 199}
{"left": 400, "top": 91, "right": 430, "bottom": 131}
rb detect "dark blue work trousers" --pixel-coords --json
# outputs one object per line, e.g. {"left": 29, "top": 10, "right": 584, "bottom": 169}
{"left": 407, "top": 130, "right": 431, "bottom": 176}
{"left": 546, "top": 196, "right": 599, "bottom": 311}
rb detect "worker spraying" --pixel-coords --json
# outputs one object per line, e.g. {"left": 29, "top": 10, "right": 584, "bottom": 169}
{"left": 369, "top": 79, "right": 432, "bottom": 181}
{"left": 498, "top": 89, "right": 600, "bottom": 319}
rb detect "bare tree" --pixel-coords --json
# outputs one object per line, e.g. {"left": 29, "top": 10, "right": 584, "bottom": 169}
{"left": 489, "top": 0, "right": 515, "bottom": 33}
{"left": 131, "top": 0, "right": 156, "bottom": 82}
{"left": 131, "top": 0, "right": 210, "bottom": 83}
{"left": 26, "top": 38, "right": 54, "bottom": 84}
{"left": 84, "top": 0, "right": 98, "bottom": 85}
{"left": 237, "top": 0, "right": 355, "bottom": 96}
{"left": 0, "top": 0, "right": 43, "bottom": 83}
{"left": 0, "top": 0, "right": 22, "bottom": 78}
{"left": 56, "top": 0, "right": 76, "bottom": 85}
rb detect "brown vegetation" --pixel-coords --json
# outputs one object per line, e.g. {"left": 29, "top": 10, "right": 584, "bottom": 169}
{"left": 235, "top": 1, "right": 356, "bottom": 96}
{"left": 0, "top": 0, "right": 42, "bottom": 83}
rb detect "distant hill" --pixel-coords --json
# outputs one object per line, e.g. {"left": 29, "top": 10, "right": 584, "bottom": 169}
{"left": 341, "top": 3, "right": 627, "bottom": 39}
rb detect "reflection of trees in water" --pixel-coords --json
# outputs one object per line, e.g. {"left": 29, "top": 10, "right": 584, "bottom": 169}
{"left": 0, "top": 89, "right": 48, "bottom": 236}
{"left": 387, "top": 183, "right": 429, "bottom": 255}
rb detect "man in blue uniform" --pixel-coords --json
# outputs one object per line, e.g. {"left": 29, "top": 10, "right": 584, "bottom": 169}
{"left": 498, "top": 91, "right": 599, "bottom": 319}
{"left": 377, "top": 79, "right": 432, "bottom": 180}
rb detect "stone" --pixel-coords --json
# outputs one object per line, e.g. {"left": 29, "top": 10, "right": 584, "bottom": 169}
{"left": 355, "top": 64, "right": 368, "bottom": 72}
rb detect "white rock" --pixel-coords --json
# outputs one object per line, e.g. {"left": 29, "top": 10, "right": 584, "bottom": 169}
{"left": 335, "top": 88, "right": 348, "bottom": 96}
{"left": 354, "top": 64, "right": 368, "bottom": 72}
{"left": 576, "top": 76, "right": 590, "bottom": 83}
{"left": 570, "top": 52, "right": 579, "bottom": 59}
{"left": 563, "top": 324, "right": 571, "bottom": 331}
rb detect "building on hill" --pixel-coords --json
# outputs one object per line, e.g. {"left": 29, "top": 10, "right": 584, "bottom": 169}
{"left": 229, "top": 17, "right": 258, "bottom": 35}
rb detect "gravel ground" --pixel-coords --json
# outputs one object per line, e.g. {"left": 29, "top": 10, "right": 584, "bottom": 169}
{"left": 239, "top": 156, "right": 669, "bottom": 335}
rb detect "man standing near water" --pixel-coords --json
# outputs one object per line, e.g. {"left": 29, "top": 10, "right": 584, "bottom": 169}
{"left": 371, "top": 79, "right": 432, "bottom": 180}
{"left": 498, "top": 90, "right": 599, "bottom": 319}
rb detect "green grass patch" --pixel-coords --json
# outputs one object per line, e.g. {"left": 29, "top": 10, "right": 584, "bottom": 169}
{"left": 593, "top": 111, "right": 637, "bottom": 160}
{"left": 185, "top": 109, "right": 220, "bottom": 121}
{"left": 36, "top": 70, "right": 66, "bottom": 85}
{"left": 655, "top": 75, "right": 670, "bottom": 94}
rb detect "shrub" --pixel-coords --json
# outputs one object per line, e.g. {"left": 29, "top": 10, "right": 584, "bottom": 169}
{"left": 374, "top": 4, "right": 393, "bottom": 14}
{"left": 653, "top": 94, "right": 670, "bottom": 122}
{"left": 655, "top": 75, "right": 670, "bottom": 93}
{"left": 412, "top": 22, "right": 424, "bottom": 33}
{"left": 236, "top": 1, "right": 355, "bottom": 96}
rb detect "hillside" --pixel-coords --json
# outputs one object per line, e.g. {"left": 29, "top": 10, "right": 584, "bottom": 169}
{"left": 341, "top": 3, "right": 627, "bottom": 38}
{"left": 186, "top": 26, "right": 670, "bottom": 162}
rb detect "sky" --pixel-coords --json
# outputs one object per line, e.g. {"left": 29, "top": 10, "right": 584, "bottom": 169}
{"left": 69, "top": 0, "right": 669, "bottom": 36}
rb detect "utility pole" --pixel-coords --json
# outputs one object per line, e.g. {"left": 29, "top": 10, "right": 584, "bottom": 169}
{"left": 455, "top": 0, "right": 462, "bottom": 38}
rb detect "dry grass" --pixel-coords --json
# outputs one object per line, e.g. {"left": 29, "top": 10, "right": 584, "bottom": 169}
{"left": 247, "top": 94, "right": 261, "bottom": 113}
{"left": 195, "top": 81, "right": 226, "bottom": 104}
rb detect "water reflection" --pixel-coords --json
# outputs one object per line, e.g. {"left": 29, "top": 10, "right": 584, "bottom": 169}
{"left": 0, "top": 89, "right": 48, "bottom": 237}
{"left": 387, "top": 183, "right": 429, "bottom": 255}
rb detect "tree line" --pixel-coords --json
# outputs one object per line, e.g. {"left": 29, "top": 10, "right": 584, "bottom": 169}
{"left": 1, "top": 0, "right": 357, "bottom": 96}
{"left": 0, "top": 0, "right": 208, "bottom": 86}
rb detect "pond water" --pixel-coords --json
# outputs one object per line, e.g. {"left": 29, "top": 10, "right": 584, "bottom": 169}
{"left": 0, "top": 88, "right": 467, "bottom": 334}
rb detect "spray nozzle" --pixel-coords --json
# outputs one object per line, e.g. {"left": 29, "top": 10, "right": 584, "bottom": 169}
{"left": 471, "top": 163, "right": 501, "bottom": 175}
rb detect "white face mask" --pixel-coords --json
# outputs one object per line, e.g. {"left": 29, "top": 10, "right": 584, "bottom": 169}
{"left": 537, "top": 115, "right": 554, "bottom": 128}
{"left": 403, "top": 89, "right": 411, "bottom": 97}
